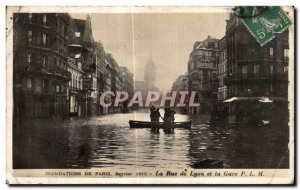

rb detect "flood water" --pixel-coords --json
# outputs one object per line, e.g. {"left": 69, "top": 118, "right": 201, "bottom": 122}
{"left": 13, "top": 110, "right": 289, "bottom": 169}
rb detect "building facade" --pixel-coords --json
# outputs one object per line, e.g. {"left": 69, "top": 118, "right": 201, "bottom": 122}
{"left": 106, "top": 54, "right": 119, "bottom": 113}
{"left": 14, "top": 13, "right": 71, "bottom": 119}
{"left": 224, "top": 13, "right": 289, "bottom": 124}
{"left": 70, "top": 15, "right": 99, "bottom": 116}
{"left": 14, "top": 13, "right": 137, "bottom": 118}
{"left": 172, "top": 74, "right": 188, "bottom": 114}
{"left": 188, "top": 35, "right": 219, "bottom": 114}
{"left": 94, "top": 41, "right": 108, "bottom": 115}
{"left": 120, "top": 66, "right": 134, "bottom": 104}
{"left": 67, "top": 54, "right": 84, "bottom": 117}
{"left": 217, "top": 36, "right": 227, "bottom": 101}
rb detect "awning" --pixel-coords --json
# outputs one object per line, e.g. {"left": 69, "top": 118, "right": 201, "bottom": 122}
{"left": 259, "top": 97, "right": 273, "bottom": 103}
{"left": 69, "top": 44, "right": 82, "bottom": 47}
{"left": 223, "top": 97, "right": 238, "bottom": 103}
{"left": 223, "top": 97, "right": 275, "bottom": 103}
{"left": 75, "top": 54, "right": 81, "bottom": 58}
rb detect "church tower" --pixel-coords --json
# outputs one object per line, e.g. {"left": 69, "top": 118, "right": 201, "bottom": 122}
{"left": 144, "top": 57, "right": 156, "bottom": 88}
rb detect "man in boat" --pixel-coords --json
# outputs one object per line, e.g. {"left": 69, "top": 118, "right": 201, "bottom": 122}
{"left": 163, "top": 108, "right": 176, "bottom": 133}
{"left": 150, "top": 105, "right": 156, "bottom": 122}
{"left": 169, "top": 108, "right": 176, "bottom": 133}
{"left": 152, "top": 108, "right": 161, "bottom": 133}
{"left": 170, "top": 109, "right": 176, "bottom": 123}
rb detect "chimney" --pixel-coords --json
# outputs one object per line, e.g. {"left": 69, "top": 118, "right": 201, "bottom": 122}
{"left": 193, "top": 41, "right": 201, "bottom": 49}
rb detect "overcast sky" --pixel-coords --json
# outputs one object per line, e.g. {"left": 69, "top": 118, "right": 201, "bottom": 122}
{"left": 71, "top": 12, "right": 228, "bottom": 91}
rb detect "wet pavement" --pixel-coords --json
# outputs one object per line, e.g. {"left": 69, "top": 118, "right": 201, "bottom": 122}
{"left": 13, "top": 109, "right": 289, "bottom": 169}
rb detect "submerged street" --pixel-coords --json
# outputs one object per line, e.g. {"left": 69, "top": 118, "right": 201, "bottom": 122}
{"left": 14, "top": 110, "right": 289, "bottom": 169}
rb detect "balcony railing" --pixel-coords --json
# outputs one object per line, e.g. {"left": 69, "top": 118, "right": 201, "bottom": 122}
{"left": 27, "top": 63, "right": 71, "bottom": 80}
{"left": 224, "top": 73, "right": 288, "bottom": 85}
{"left": 47, "top": 65, "right": 71, "bottom": 79}
{"left": 69, "top": 86, "right": 82, "bottom": 91}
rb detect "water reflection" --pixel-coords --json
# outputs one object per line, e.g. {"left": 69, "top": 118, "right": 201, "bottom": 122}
{"left": 13, "top": 110, "right": 289, "bottom": 169}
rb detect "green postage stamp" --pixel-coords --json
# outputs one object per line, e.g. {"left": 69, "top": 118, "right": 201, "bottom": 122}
{"left": 235, "top": 6, "right": 292, "bottom": 46}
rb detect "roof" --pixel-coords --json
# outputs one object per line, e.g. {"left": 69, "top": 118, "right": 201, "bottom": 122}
{"left": 193, "top": 35, "right": 220, "bottom": 50}
{"left": 70, "top": 17, "right": 94, "bottom": 46}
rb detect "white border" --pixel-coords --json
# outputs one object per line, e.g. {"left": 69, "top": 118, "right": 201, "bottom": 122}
{"left": 1, "top": 1, "right": 298, "bottom": 188}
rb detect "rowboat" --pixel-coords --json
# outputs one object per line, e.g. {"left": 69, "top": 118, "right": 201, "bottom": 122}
{"left": 129, "top": 120, "right": 192, "bottom": 129}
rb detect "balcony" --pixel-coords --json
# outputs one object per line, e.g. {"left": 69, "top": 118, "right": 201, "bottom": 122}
{"left": 27, "top": 63, "right": 71, "bottom": 80}
{"left": 69, "top": 86, "right": 82, "bottom": 91}
{"left": 47, "top": 65, "right": 71, "bottom": 80}
{"left": 224, "top": 73, "right": 288, "bottom": 86}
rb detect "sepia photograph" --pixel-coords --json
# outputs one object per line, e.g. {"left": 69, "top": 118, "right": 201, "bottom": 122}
{"left": 6, "top": 6, "right": 294, "bottom": 184}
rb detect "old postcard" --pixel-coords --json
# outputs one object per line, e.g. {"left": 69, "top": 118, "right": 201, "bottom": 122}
{"left": 6, "top": 6, "right": 294, "bottom": 184}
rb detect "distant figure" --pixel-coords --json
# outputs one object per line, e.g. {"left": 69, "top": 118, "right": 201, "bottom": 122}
{"left": 150, "top": 105, "right": 156, "bottom": 122}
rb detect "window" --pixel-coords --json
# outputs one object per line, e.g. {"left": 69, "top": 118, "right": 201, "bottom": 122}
{"left": 59, "top": 60, "right": 63, "bottom": 68}
{"left": 60, "top": 41, "right": 64, "bottom": 53}
{"left": 192, "top": 62, "right": 196, "bottom": 69}
{"left": 42, "top": 79, "right": 49, "bottom": 93}
{"left": 212, "top": 83, "right": 217, "bottom": 89}
{"left": 42, "top": 33, "right": 47, "bottom": 46}
{"left": 284, "top": 66, "right": 288, "bottom": 74}
{"left": 284, "top": 48, "right": 289, "bottom": 61}
{"left": 28, "top": 13, "right": 32, "bottom": 22}
{"left": 56, "top": 85, "right": 60, "bottom": 93}
{"left": 61, "top": 25, "right": 65, "bottom": 36}
{"left": 42, "top": 56, "right": 48, "bottom": 69}
{"left": 277, "top": 66, "right": 284, "bottom": 74}
{"left": 77, "top": 77, "right": 80, "bottom": 88}
{"left": 254, "top": 65, "right": 260, "bottom": 74}
{"left": 27, "top": 54, "right": 32, "bottom": 64}
{"left": 78, "top": 62, "right": 82, "bottom": 70}
{"left": 269, "top": 47, "right": 274, "bottom": 59}
{"left": 205, "top": 51, "right": 209, "bottom": 57}
{"left": 213, "top": 73, "right": 217, "bottom": 79}
{"left": 270, "top": 65, "right": 274, "bottom": 74}
{"left": 214, "top": 42, "right": 218, "bottom": 49}
{"left": 270, "top": 84, "right": 273, "bottom": 93}
{"left": 28, "top": 30, "right": 32, "bottom": 42}
{"left": 26, "top": 78, "right": 33, "bottom": 91}
{"left": 54, "top": 58, "right": 58, "bottom": 66}
{"left": 75, "top": 32, "right": 81, "bottom": 37}
{"left": 242, "top": 66, "right": 247, "bottom": 75}
{"left": 42, "top": 14, "right": 47, "bottom": 26}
